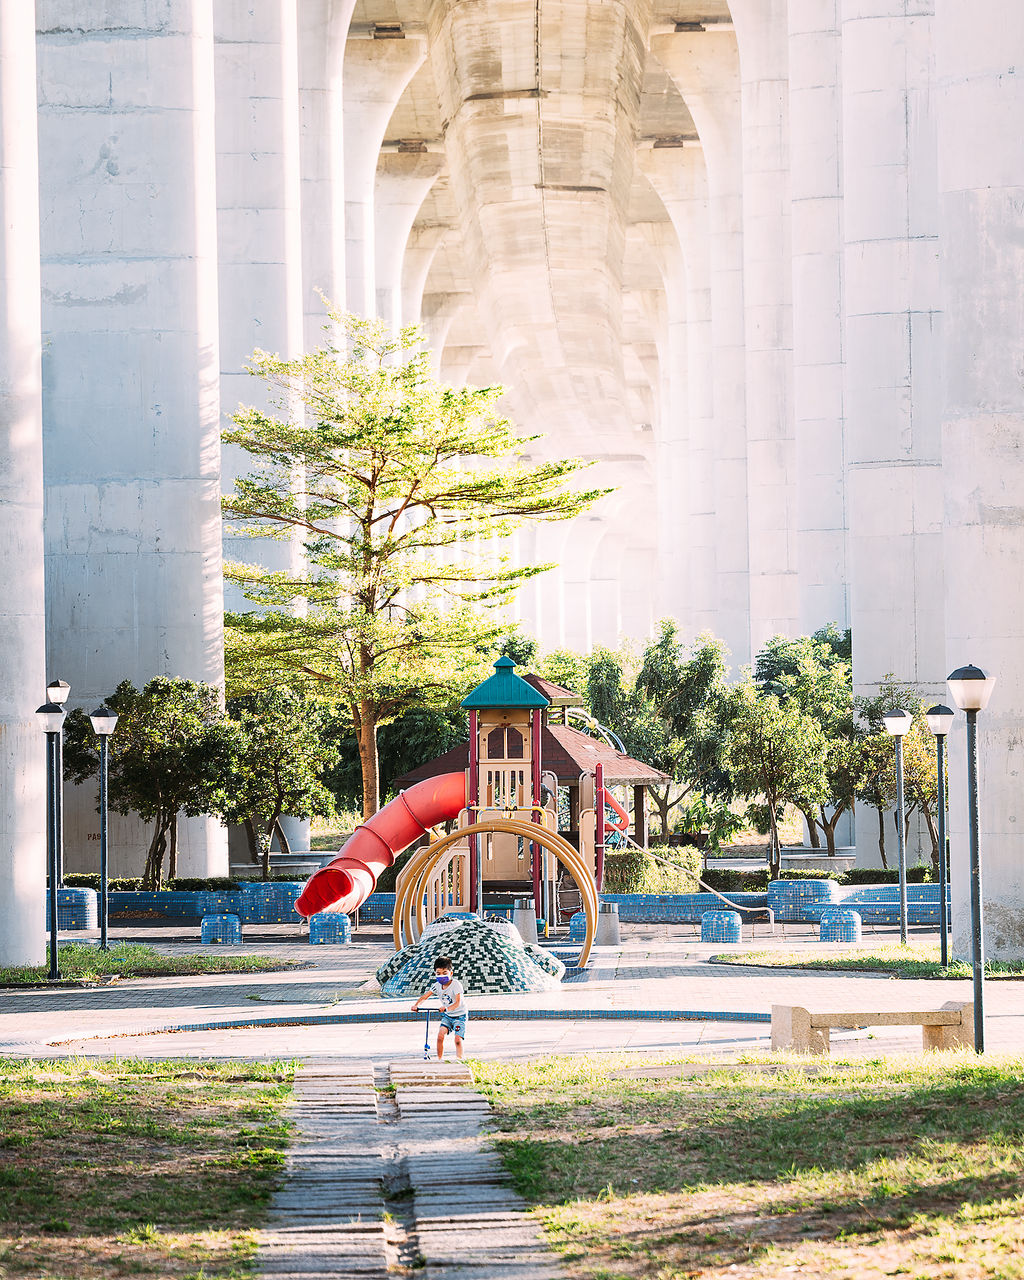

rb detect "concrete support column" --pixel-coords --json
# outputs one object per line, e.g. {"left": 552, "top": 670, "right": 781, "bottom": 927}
{"left": 216, "top": 0, "right": 306, "bottom": 611}
{"left": 788, "top": 0, "right": 848, "bottom": 634}
{"left": 841, "top": 0, "right": 944, "bottom": 702}
{"left": 374, "top": 153, "right": 443, "bottom": 332}
{"left": 401, "top": 225, "right": 447, "bottom": 329}
{"left": 0, "top": 2, "right": 47, "bottom": 965}
{"left": 298, "top": 0, "right": 355, "bottom": 339}
{"left": 732, "top": 0, "right": 800, "bottom": 650}
{"left": 638, "top": 145, "right": 717, "bottom": 637}
{"left": 652, "top": 30, "right": 751, "bottom": 669}
{"left": 37, "top": 2, "right": 226, "bottom": 878}
{"left": 343, "top": 33, "right": 426, "bottom": 320}
{"left": 936, "top": 0, "right": 1024, "bottom": 961}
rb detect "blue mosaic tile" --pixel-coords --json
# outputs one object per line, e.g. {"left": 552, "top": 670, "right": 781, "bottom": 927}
{"left": 201, "top": 913, "right": 242, "bottom": 944}
{"left": 309, "top": 911, "right": 352, "bottom": 944}
{"left": 819, "top": 907, "right": 862, "bottom": 942}
{"left": 701, "top": 910, "right": 742, "bottom": 943}
{"left": 45, "top": 887, "right": 98, "bottom": 930}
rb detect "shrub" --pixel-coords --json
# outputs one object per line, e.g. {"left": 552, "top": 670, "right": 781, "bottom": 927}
{"left": 701, "top": 868, "right": 769, "bottom": 893}
{"left": 777, "top": 867, "right": 846, "bottom": 883}
{"left": 603, "top": 848, "right": 701, "bottom": 894}
{"left": 842, "top": 865, "right": 933, "bottom": 885}
{"left": 63, "top": 873, "right": 100, "bottom": 891}
{"left": 165, "top": 877, "right": 240, "bottom": 891}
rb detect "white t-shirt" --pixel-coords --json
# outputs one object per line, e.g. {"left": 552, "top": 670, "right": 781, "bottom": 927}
{"left": 431, "top": 977, "right": 466, "bottom": 1013}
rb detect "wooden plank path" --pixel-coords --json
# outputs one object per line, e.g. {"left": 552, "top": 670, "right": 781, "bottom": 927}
{"left": 256, "top": 1059, "right": 566, "bottom": 1280}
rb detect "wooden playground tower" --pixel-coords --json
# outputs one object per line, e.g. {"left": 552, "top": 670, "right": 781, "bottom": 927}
{"left": 392, "top": 658, "right": 601, "bottom": 965}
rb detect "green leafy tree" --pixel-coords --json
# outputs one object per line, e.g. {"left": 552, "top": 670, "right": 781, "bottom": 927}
{"left": 222, "top": 690, "right": 339, "bottom": 879}
{"left": 857, "top": 678, "right": 940, "bottom": 872}
{"left": 726, "top": 680, "right": 829, "bottom": 877}
{"left": 755, "top": 627, "right": 874, "bottom": 854}
{"left": 63, "top": 679, "right": 235, "bottom": 889}
{"left": 222, "top": 307, "right": 605, "bottom": 819}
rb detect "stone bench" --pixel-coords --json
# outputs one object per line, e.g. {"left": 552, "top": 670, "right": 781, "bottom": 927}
{"left": 771, "top": 1001, "right": 973, "bottom": 1054}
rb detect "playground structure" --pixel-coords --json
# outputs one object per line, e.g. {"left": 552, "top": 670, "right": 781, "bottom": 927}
{"left": 295, "top": 658, "right": 669, "bottom": 971}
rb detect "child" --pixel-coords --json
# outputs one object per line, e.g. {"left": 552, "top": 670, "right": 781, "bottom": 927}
{"left": 411, "top": 956, "right": 468, "bottom": 1061}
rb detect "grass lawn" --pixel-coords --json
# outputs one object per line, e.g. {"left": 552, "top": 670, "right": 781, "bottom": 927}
{"left": 0, "top": 1058, "right": 293, "bottom": 1279}
{"left": 711, "top": 942, "right": 1024, "bottom": 979}
{"left": 0, "top": 942, "right": 309, "bottom": 986}
{"left": 473, "top": 1053, "right": 1024, "bottom": 1280}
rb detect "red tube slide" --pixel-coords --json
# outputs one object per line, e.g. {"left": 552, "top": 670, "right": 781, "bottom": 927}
{"left": 294, "top": 771, "right": 468, "bottom": 917}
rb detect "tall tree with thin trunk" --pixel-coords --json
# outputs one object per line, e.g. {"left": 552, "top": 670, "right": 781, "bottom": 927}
{"left": 223, "top": 308, "right": 605, "bottom": 819}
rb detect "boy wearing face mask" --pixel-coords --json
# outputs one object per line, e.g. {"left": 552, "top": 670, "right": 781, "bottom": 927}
{"left": 411, "top": 956, "right": 467, "bottom": 1061}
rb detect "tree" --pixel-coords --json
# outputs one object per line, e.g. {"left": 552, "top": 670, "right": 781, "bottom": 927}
{"left": 63, "top": 679, "right": 235, "bottom": 889}
{"left": 754, "top": 627, "right": 874, "bottom": 854}
{"left": 222, "top": 308, "right": 605, "bottom": 819}
{"left": 537, "top": 624, "right": 738, "bottom": 844}
{"left": 857, "top": 678, "right": 940, "bottom": 872}
{"left": 222, "top": 690, "right": 339, "bottom": 879}
{"left": 726, "top": 680, "right": 829, "bottom": 877}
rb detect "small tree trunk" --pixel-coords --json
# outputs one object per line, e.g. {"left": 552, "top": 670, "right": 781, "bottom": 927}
{"left": 876, "top": 806, "right": 888, "bottom": 870}
{"left": 357, "top": 700, "right": 380, "bottom": 820}
{"left": 921, "top": 801, "right": 940, "bottom": 873}
{"left": 168, "top": 816, "right": 178, "bottom": 880}
{"left": 650, "top": 787, "right": 671, "bottom": 836}
{"left": 801, "top": 808, "right": 821, "bottom": 848}
{"left": 767, "top": 808, "right": 781, "bottom": 879}
{"left": 244, "top": 817, "right": 260, "bottom": 864}
{"left": 142, "top": 816, "right": 170, "bottom": 890}
{"left": 260, "top": 822, "right": 272, "bottom": 881}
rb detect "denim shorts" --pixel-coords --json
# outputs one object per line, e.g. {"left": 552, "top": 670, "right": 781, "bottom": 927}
{"left": 439, "top": 1011, "right": 467, "bottom": 1037}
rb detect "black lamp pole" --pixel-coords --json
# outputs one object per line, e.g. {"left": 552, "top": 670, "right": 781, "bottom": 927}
{"left": 936, "top": 729, "right": 949, "bottom": 968}
{"left": 946, "top": 664, "right": 996, "bottom": 1055}
{"left": 36, "top": 699, "right": 66, "bottom": 981}
{"left": 925, "top": 705, "right": 955, "bottom": 969}
{"left": 89, "top": 706, "right": 119, "bottom": 951}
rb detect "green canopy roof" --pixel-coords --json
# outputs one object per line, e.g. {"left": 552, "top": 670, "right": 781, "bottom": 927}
{"left": 461, "top": 657, "right": 550, "bottom": 710}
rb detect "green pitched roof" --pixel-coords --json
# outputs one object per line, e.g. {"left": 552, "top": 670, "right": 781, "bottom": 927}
{"left": 461, "top": 657, "right": 550, "bottom": 710}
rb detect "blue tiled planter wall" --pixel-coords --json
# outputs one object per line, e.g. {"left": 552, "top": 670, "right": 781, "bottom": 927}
{"left": 838, "top": 884, "right": 949, "bottom": 925}
{"left": 108, "top": 883, "right": 306, "bottom": 924}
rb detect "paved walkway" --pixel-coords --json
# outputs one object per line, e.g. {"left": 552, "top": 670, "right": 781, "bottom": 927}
{"left": 257, "top": 1060, "right": 564, "bottom": 1280}
{"left": 1, "top": 921, "right": 1020, "bottom": 1061}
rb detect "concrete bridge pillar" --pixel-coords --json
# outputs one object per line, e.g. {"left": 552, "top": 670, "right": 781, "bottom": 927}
{"left": 374, "top": 153, "right": 444, "bottom": 333}
{"left": 651, "top": 28, "right": 751, "bottom": 671}
{"left": 0, "top": 1, "right": 47, "bottom": 966}
{"left": 638, "top": 146, "right": 717, "bottom": 638}
{"left": 788, "top": 0, "right": 849, "bottom": 635}
{"left": 936, "top": 0, "right": 1024, "bottom": 961}
{"left": 216, "top": 0, "right": 307, "bottom": 612}
{"left": 36, "top": 1, "right": 227, "bottom": 878}
{"left": 841, "top": 0, "right": 944, "bottom": 702}
{"left": 732, "top": 0, "right": 800, "bottom": 651}
{"left": 343, "top": 32, "right": 427, "bottom": 320}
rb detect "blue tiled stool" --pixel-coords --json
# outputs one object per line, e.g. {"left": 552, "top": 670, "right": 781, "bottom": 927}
{"left": 701, "top": 909, "right": 742, "bottom": 943}
{"left": 45, "top": 887, "right": 98, "bottom": 930}
{"left": 819, "top": 907, "right": 862, "bottom": 943}
{"left": 201, "top": 913, "right": 242, "bottom": 944}
{"left": 309, "top": 911, "right": 352, "bottom": 944}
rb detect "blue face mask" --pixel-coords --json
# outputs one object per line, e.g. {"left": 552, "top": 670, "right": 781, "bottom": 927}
{"left": 436, "top": 975, "right": 452, "bottom": 985}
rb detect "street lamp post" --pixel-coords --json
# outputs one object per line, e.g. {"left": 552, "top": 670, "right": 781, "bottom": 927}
{"left": 882, "top": 709, "right": 913, "bottom": 945}
{"left": 35, "top": 700, "right": 67, "bottom": 981}
{"left": 46, "top": 679, "right": 70, "bottom": 886}
{"left": 89, "top": 706, "right": 119, "bottom": 951}
{"left": 925, "top": 704, "right": 955, "bottom": 968}
{"left": 947, "top": 664, "right": 997, "bottom": 1054}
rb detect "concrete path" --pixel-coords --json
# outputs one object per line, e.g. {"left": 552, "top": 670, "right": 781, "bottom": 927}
{"left": 257, "top": 1060, "right": 564, "bottom": 1280}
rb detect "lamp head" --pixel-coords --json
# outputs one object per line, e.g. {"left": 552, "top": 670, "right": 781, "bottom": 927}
{"left": 89, "top": 706, "right": 119, "bottom": 736}
{"left": 45, "top": 679, "right": 70, "bottom": 705}
{"left": 881, "top": 708, "right": 913, "bottom": 738}
{"left": 947, "top": 664, "right": 996, "bottom": 712}
{"left": 35, "top": 702, "right": 66, "bottom": 734}
{"left": 925, "top": 704, "right": 955, "bottom": 737}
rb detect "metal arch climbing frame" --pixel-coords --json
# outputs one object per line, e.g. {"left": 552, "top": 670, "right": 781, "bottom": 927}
{"left": 392, "top": 818, "right": 599, "bottom": 969}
